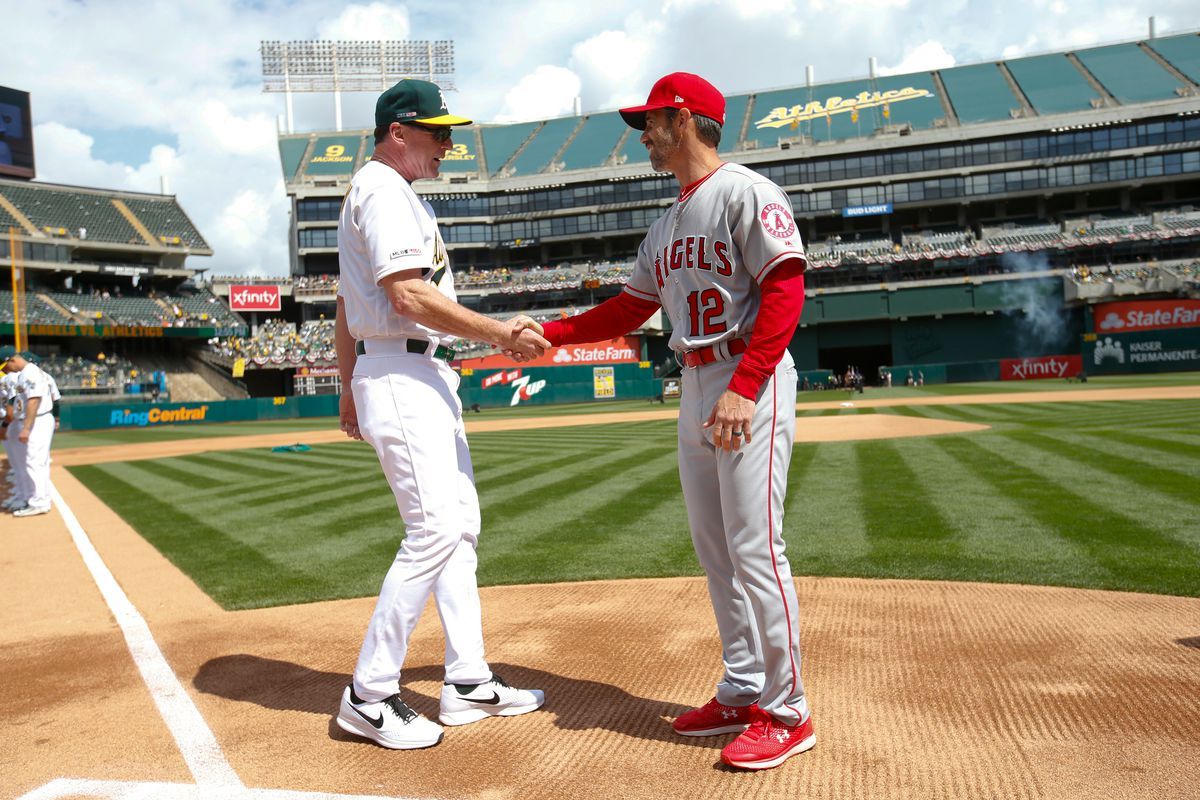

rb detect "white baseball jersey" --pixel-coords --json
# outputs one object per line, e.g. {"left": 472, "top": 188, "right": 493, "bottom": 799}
{"left": 337, "top": 160, "right": 456, "bottom": 346}
{"left": 624, "top": 162, "right": 805, "bottom": 351}
{"left": 14, "top": 363, "right": 53, "bottom": 417}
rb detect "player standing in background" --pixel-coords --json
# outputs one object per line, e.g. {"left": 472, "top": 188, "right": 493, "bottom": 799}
{"left": 0, "top": 347, "right": 55, "bottom": 516}
{"left": 333, "top": 79, "right": 549, "bottom": 751}
{"left": 516, "top": 73, "right": 814, "bottom": 771}
{"left": 1, "top": 370, "right": 18, "bottom": 509}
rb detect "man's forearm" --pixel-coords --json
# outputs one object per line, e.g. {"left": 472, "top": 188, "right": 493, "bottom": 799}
{"left": 334, "top": 296, "right": 357, "bottom": 386}
{"left": 23, "top": 397, "right": 40, "bottom": 433}
{"left": 386, "top": 277, "right": 510, "bottom": 346}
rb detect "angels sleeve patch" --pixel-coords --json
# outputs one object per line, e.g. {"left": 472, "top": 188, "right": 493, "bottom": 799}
{"left": 759, "top": 203, "right": 796, "bottom": 239}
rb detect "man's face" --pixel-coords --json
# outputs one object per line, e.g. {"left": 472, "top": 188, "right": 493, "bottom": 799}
{"left": 393, "top": 123, "right": 454, "bottom": 181}
{"left": 640, "top": 108, "right": 682, "bottom": 173}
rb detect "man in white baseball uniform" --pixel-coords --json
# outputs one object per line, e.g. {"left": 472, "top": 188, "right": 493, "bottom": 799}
{"left": 333, "top": 79, "right": 549, "bottom": 750}
{"left": 526, "top": 73, "right": 813, "bottom": 771}
{"left": 1, "top": 370, "right": 19, "bottom": 509}
{"left": 0, "top": 347, "right": 55, "bottom": 517}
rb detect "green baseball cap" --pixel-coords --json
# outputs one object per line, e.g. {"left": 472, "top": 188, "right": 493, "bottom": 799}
{"left": 0, "top": 345, "right": 15, "bottom": 370}
{"left": 375, "top": 79, "right": 472, "bottom": 127}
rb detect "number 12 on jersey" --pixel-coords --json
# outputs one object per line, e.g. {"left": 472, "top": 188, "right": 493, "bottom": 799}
{"left": 687, "top": 289, "right": 728, "bottom": 337}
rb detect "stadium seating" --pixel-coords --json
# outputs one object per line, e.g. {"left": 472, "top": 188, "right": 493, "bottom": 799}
{"left": 119, "top": 197, "right": 207, "bottom": 249}
{"left": 558, "top": 113, "right": 627, "bottom": 171}
{"left": 0, "top": 290, "right": 72, "bottom": 324}
{"left": 1004, "top": 54, "right": 1102, "bottom": 115}
{"left": 210, "top": 318, "right": 335, "bottom": 366}
{"left": 161, "top": 289, "right": 246, "bottom": 328}
{"left": 509, "top": 117, "right": 579, "bottom": 176}
{"left": 939, "top": 63, "right": 1024, "bottom": 124}
{"left": 481, "top": 122, "right": 540, "bottom": 177}
{"left": 1146, "top": 33, "right": 1200, "bottom": 84}
{"left": 1074, "top": 43, "right": 1186, "bottom": 105}
{"left": 1, "top": 183, "right": 141, "bottom": 244}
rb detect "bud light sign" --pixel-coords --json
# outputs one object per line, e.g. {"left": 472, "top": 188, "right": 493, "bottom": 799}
{"left": 229, "top": 285, "right": 281, "bottom": 312}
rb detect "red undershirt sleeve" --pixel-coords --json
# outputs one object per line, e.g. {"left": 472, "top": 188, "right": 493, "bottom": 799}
{"left": 726, "top": 258, "right": 807, "bottom": 400}
{"left": 540, "top": 290, "right": 661, "bottom": 346}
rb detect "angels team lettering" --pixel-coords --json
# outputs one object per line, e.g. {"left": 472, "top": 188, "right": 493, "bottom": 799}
{"left": 654, "top": 236, "right": 733, "bottom": 289}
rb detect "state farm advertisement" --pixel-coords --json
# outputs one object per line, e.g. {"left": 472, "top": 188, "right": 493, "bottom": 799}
{"left": 1001, "top": 354, "right": 1083, "bottom": 381}
{"left": 229, "top": 285, "right": 282, "bottom": 312}
{"left": 459, "top": 336, "right": 641, "bottom": 369}
{"left": 1094, "top": 299, "right": 1200, "bottom": 334}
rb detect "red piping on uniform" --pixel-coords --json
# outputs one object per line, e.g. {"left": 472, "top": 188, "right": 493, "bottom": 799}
{"left": 766, "top": 374, "right": 802, "bottom": 720}
{"left": 679, "top": 164, "right": 725, "bottom": 203}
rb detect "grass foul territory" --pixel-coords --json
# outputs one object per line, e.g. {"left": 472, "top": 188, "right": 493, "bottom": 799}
{"left": 69, "top": 394, "right": 1200, "bottom": 609}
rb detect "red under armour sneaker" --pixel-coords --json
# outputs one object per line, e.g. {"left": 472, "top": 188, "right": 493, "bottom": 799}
{"left": 720, "top": 706, "right": 816, "bottom": 770}
{"left": 672, "top": 697, "right": 758, "bottom": 737}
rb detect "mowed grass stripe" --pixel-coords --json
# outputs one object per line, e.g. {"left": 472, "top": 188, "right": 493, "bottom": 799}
{"left": 787, "top": 442, "right": 872, "bottom": 569}
{"left": 120, "top": 457, "right": 227, "bottom": 490}
{"left": 999, "top": 431, "right": 1200, "bottom": 543}
{"left": 1097, "top": 429, "right": 1200, "bottom": 462}
{"left": 931, "top": 435, "right": 1198, "bottom": 595}
{"left": 178, "top": 452, "right": 304, "bottom": 480}
{"left": 854, "top": 440, "right": 965, "bottom": 570}
{"left": 479, "top": 451, "right": 684, "bottom": 584}
{"left": 879, "top": 435, "right": 1088, "bottom": 576}
{"left": 478, "top": 442, "right": 675, "bottom": 530}
{"left": 70, "top": 464, "right": 319, "bottom": 607}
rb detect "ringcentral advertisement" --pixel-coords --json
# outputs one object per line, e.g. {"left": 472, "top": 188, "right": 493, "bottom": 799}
{"left": 0, "top": 85, "right": 35, "bottom": 180}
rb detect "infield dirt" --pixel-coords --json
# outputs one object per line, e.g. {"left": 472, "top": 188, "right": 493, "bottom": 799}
{"left": 4, "top": 385, "right": 1199, "bottom": 799}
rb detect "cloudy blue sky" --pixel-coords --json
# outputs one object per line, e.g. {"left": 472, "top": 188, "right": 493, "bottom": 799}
{"left": 2, "top": 0, "right": 1196, "bottom": 276}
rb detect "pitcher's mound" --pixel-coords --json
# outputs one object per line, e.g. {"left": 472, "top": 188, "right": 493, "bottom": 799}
{"left": 798, "top": 413, "right": 986, "bottom": 442}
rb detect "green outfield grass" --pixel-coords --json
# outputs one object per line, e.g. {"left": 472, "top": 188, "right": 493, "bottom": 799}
{"left": 67, "top": 379, "right": 1200, "bottom": 609}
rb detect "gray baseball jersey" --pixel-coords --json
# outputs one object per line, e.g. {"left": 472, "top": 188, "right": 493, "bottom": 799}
{"left": 627, "top": 162, "right": 809, "bottom": 725}
{"left": 624, "top": 162, "right": 805, "bottom": 351}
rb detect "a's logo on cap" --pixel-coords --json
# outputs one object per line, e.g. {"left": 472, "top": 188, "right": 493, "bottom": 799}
{"left": 438, "top": 89, "right": 448, "bottom": 112}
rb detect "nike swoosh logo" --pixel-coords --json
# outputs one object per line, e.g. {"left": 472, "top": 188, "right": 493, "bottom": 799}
{"left": 467, "top": 692, "right": 501, "bottom": 705}
{"left": 350, "top": 703, "right": 385, "bottom": 728}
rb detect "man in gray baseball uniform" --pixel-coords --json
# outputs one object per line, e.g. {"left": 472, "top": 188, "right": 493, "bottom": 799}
{"left": 528, "top": 73, "right": 813, "bottom": 771}
{"left": 334, "top": 79, "right": 549, "bottom": 750}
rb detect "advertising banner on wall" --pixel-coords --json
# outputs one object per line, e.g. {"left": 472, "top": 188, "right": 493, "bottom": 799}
{"left": 1000, "top": 354, "right": 1083, "bottom": 381}
{"left": 1092, "top": 299, "right": 1200, "bottom": 334}
{"left": 458, "top": 336, "right": 640, "bottom": 370}
{"left": 1084, "top": 328, "right": 1200, "bottom": 375}
{"left": 229, "top": 285, "right": 282, "bottom": 312}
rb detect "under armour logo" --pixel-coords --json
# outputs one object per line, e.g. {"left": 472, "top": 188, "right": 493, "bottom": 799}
{"left": 773, "top": 730, "right": 791, "bottom": 744}
{"left": 721, "top": 709, "right": 738, "bottom": 720}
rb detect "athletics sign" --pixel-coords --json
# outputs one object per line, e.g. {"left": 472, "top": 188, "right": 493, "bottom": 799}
{"left": 229, "top": 285, "right": 281, "bottom": 312}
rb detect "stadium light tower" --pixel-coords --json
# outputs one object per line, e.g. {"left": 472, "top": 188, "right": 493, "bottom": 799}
{"left": 260, "top": 40, "right": 457, "bottom": 133}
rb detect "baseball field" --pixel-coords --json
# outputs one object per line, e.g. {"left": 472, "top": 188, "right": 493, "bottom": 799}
{"left": 5, "top": 374, "right": 1200, "bottom": 799}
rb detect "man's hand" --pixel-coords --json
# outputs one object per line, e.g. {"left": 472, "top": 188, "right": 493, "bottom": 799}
{"left": 19, "top": 427, "right": 31, "bottom": 444}
{"left": 339, "top": 392, "right": 362, "bottom": 441}
{"left": 502, "top": 316, "right": 548, "bottom": 362}
{"left": 504, "top": 320, "right": 550, "bottom": 361}
{"left": 703, "top": 390, "right": 755, "bottom": 452}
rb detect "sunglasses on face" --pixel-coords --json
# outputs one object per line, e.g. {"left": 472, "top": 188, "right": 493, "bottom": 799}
{"left": 403, "top": 123, "right": 453, "bottom": 143}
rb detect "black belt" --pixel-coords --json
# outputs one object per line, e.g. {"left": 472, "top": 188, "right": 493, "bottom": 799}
{"left": 355, "top": 338, "right": 456, "bottom": 362}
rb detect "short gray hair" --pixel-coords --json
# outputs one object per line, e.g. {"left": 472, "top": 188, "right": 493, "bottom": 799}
{"left": 664, "top": 108, "right": 722, "bottom": 149}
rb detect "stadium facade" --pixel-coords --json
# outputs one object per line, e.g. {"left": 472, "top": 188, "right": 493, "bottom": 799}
{"left": 280, "top": 32, "right": 1200, "bottom": 381}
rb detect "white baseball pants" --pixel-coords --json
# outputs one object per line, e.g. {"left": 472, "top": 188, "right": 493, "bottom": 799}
{"left": 24, "top": 414, "right": 55, "bottom": 509}
{"left": 350, "top": 352, "right": 491, "bottom": 702}
{"left": 6, "top": 420, "right": 30, "bottom": 504}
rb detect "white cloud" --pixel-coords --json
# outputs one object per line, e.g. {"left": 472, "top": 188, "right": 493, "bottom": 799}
{"left": 317, "top": 2, "right": 411, "bottom": 39}
{"left": 878, "top": 41, "right": 957, "bottom": 76}
{"left": 494, "top": 66, "right": 582, "bottom": 122}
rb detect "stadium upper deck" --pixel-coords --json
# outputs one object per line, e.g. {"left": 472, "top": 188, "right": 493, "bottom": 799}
{"left": 0, "top": 177, "right": 212, "bottom": 280}
{"left": 282, "top": 32, "right": 1200, "bottom": 273}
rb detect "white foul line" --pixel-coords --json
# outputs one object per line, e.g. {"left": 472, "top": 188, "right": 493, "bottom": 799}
{"left": 18, "top": 778, "right": 422, "bottom": 800}
{"left": 49, "top": 485, "right": 243, "bottom": 788}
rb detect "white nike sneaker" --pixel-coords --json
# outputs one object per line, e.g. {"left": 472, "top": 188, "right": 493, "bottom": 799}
{"left": 439, "top": 674, "right": 545, "bottom": 726}
{"left": 13, "top": 504, "right": 51, "bottom": 517}
{"left": 335, "top": 685, "right": 443, "bottom": 750}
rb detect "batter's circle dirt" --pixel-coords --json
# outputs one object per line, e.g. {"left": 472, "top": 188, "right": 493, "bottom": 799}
{"left": 5, "top": 385, "right": 1199, "bottom": 799}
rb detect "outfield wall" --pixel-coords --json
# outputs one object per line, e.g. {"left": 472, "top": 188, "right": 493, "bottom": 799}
{"left": 58, "top": 363, "right": 660, "bottom": 430}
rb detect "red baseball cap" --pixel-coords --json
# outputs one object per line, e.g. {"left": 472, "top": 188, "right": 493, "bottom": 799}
{"left": 619, "top": 72, "right": 726, "bottom": 130}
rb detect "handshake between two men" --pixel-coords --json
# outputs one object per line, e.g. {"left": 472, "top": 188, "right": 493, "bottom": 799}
{"left": 502, "top": 315, "right": 549, "bottom": 362}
